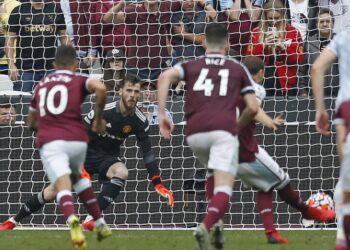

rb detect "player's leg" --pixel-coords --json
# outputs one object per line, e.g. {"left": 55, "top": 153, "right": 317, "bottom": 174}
{"left": 252, "top": 147, "right": 335, "bottom": 222}
{"left": 0, "top": 185, "right": 56, "bottom": 230}
{"left": 339, "top": 146, "right": 350, "bottom": 250}
{"left": 98, "top": 161, "right": 127, "bottom": 211}
{"left": 82, "top": 158, "right": 126, "bottom": 231}
{"left": 40, "top": 141, "right": 86, "bottom": 249}
{"left": 256, "top": 190, "right": 288, "bottom": 244}
{"left": 187, "top": 131, "right": 238, "bottom": 250}
{"left": 69, "top": 142, "right": 112, "bottom": 241}
{"left": 334, "top": 181, "right": 347, "bottom": 250}
{"left": 237, "top": 153, "right": 288, "bottom": 244}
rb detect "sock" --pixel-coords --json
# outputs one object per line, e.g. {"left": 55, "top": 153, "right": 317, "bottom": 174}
{"left": 277, "top": 184, "right": 308, "bottom": 214}
{"left": 97, "top": 177, "right": 125, "bottom": 211}
{"left": 14, "top": 191, "right": 46, "bottom": 223}
{"left": 203, "top": 192, "right": 230, "bottom": 231}
{"left": 74, "top": 179, "right": 102, "bottom": 221}
{"left": 256, "top": 191, "right": 275, "bottom": 233}
{"left": 57, "top": 190, "right": 75, "bottom": 220}
{"left": 206, "top": 175, "right": 214, "bottom": 201}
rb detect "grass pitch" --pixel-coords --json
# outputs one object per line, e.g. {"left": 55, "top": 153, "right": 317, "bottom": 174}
{"left": 0, "top": 230, "right": 336, "bottom": 250}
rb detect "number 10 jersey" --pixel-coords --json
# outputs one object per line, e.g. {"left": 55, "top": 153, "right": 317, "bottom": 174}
{"left": 30, "top": 70, "right": 91, "bottom": 147}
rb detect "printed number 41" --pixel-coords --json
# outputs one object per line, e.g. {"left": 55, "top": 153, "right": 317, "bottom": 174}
{"left": 193, "top": 68, "right": 229, "bottom": 96}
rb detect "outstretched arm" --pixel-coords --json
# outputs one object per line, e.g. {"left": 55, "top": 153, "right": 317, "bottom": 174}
{"left": 157, "top": 68, "right": 180, "bottom": 139}
{"left": 311, "top": 48, "right": 336, "bottom": 135}
{"left": 137, "top": 134, "right": 174, "bottom": 207}
{"left": 254, "top": 109, "right": 285, "bottom": 130}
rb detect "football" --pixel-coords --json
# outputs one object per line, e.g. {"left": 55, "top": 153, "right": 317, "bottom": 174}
{"left": 306, "top": 191, "right": 335, "bottom": 211}
{"left": 302, "top": 191, "right": 335, "bottom": 228}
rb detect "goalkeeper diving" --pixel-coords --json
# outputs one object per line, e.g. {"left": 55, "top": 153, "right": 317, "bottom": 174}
{"left": 0, "top": 74, "right": 174, "bottom": 231}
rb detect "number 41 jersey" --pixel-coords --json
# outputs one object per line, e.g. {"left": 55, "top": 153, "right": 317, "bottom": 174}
{"left": 174, "top": 53, "right": 255, "bottom": 137}
{"left": 30, "top": 70, "right": 91, "bottom": 147}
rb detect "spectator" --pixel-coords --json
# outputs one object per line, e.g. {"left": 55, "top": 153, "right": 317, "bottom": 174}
{"left": 0, "top": 101, "right": 16, "bottom": 125}
{"left": 246, "top": 0, "right": 304, "bottom": 96}
{"left": 225, "top": 0, "right": 263, "bottom": 58}
{"left": 6, "top": 0, "right": 70, "bottom": 92}
{"left": 103, "top": 0, "right": 182, "bottom": 81}
{"left": 140, "top": 79, "right": 172, "bottom": 125}
{"left": 299, "top": 8, "right": 338, "bottom": 96}
{"left": 281, "top": 0, "right": 319, "bottom": 40}
{"left": 103, "top": 48, "right": 126, "bottom": 93}
{"left": 93, "top": 0, "right": 130, "bottom": 59}
{"left": 0, "top": 0, "right": 20, "bottom": 76}
{"left": 55, "top": 0, "right": 98, "bottom": 73}
{"left": 171, "top": 0, "right": 207, "bottom": 62}
{"left": 318, "top": 0, "right": 350, "bottom": 34}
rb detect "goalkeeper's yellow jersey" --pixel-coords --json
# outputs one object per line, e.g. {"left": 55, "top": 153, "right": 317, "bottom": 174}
{"left": 0, "top": 0, "right": 20, "bottom": 66}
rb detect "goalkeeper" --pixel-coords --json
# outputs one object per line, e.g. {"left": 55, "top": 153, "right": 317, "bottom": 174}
{"left": 0, "top": 74, "right": 174, "bottom": 231}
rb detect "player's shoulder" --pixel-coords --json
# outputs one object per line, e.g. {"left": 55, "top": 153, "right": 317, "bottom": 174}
{"left": 253, "top": 83, "right": 266, "bottom": 101}
{"left": 73, "top": 72, "right": 89, "bottom": 82}
{"left": 104, "top": 101, "right": 118, "bottom": 112}
{"left": 134, "top": 106, "right": 147, "bottom": 124}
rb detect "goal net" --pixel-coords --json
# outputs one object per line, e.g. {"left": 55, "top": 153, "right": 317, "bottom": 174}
{"left": 0, "top": 1, "right": 342, "bottom": 229}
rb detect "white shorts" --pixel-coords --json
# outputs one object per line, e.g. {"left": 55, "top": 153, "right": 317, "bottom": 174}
{"left": 341, "top": 134, "right": 350, "bottom": 192}
{"left": 186, "top": 130, "right": 239, "bottom": 176}
{"left": 237, "top": 146, "right": 289, "bottom": 192}
{"left": 39, "top": 140, "right": 87, "bottom": 184}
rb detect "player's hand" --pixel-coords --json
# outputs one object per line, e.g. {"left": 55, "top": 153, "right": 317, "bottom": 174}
{"left": 315, "top": 110, "right": 330, "bottom": 136}
{"left": 155, "top": 184, "right": 174, "bottom": 207}
{"left": 9, "top": 63, "right": 19, "bottom": 81}
{"left": 272, "top": 113, "right": 285, "bottom": 129}
{"left": 159, "top": 114, "right": 174, "bottom": 140}
{"left": 92, "top": 119, "right": 106, "bottom": 134}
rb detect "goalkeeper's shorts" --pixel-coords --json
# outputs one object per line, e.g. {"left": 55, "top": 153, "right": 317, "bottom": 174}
{"left": 84, "top": 156, "right": 123, "bottom": 181}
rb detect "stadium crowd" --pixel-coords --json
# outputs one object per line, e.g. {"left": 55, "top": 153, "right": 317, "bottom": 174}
{"left": 0, "top": 0, "right": 344, "bottom": 96}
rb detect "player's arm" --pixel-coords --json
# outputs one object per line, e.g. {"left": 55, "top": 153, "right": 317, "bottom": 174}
{"left": 6, "top": 32, "right": 18, "bottom": 81}
{"left": 103, "top": 1, "right": 125, "bottom": 24}
{"left": 27, "top": 93, "right": 38, "bottom": 132}
{"left": 86, "top": 79, "right": 107, "bottom": 133}
{"left": 157, "top": 68, "right": 180, "bottom": 139}
{"left": 334, "top": 105, "right": 346, "bottom": 162}
{"left": 336, "top": 124, "right": 346, "bottom": 162}
{"left": 254, "top": 108, "right": 285, "bottom": 130}
{"left": 136, "top": 122, "right": 174, "bottom": 207}
{"left": 311, "top": 48, "right": 337, "bottom": 135}
{"left": 27, "top": 111, "right": 37, "bottom": 132}
{"left": 239, "top": 93, "right": 260, "bottom": 129}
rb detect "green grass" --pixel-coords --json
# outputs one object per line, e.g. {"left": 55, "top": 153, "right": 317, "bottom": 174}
{"left": 0, "top": 230, "right": 336, "bottom": 250}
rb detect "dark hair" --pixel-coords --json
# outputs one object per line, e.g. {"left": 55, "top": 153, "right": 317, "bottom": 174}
{"left": 318, "top": 8, "right": 335, "bottom": 25}
{"left": 103, "top": 59, "right": 126, "bottom": 92}
{"left": 55, "top": 45, "right": 76, "bottom": 67}
{"left": 205, "top": 23, "right": 228, "bottom": 45}
{"left": 0, "top": 98, "right": 15, "bottom": 109}
{"left": 120, "top": 74, "right": 141, "bottom": 88}
{"left": 242, "top": 56, "right": 265, "bottom": 75}
{"left": 0, "top": 104, "right": 11, "bottom": 109}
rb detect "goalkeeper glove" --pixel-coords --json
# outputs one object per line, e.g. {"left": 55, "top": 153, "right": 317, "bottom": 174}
{"left": 152, "top": 176, "right": 174, "bottom": 207}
